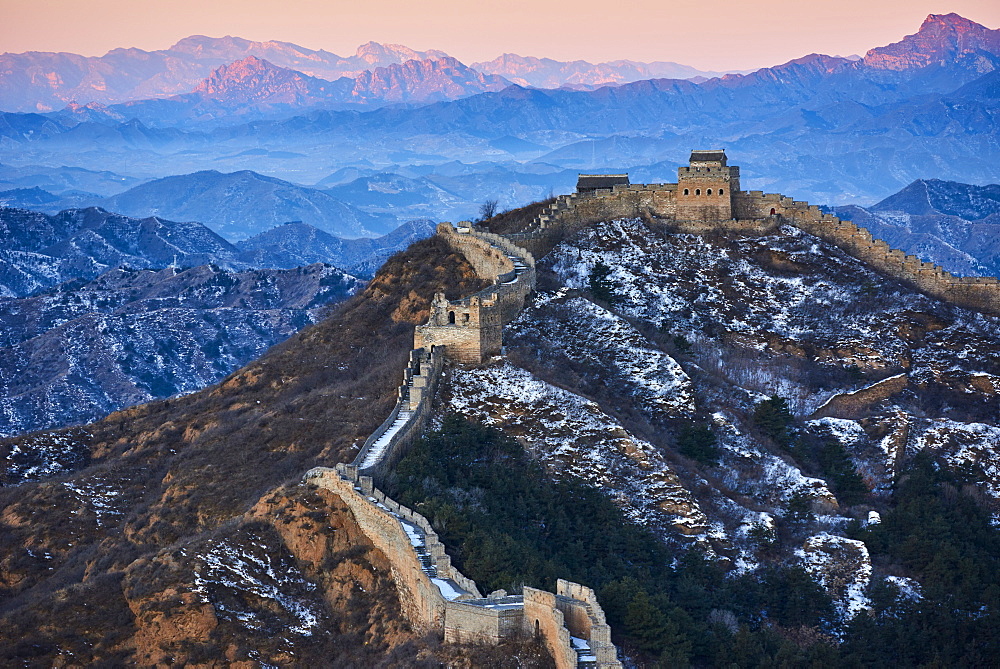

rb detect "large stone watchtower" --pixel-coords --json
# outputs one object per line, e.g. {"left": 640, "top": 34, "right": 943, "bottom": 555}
{"left": 676, "top": 149, "right": 740, "bottom": 221}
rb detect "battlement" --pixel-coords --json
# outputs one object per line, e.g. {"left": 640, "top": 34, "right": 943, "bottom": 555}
{"left": 414, "top": 222, "right": 536, "bottom": 364}
{"left": 350, "top": 346, "right": 444, "bottom": 478}
{"left": 305, "top": 465, "right": 623, "bottom": 668}
{"left": 511, "top": 150, "right": 1000, "bottom": 316}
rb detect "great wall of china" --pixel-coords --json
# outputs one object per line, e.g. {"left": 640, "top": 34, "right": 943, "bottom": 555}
{"left": 301, "top": 150, "right": 999, "bottom": 668}
{"left": 305, "top": 223, "right": 621, "bottom": 668}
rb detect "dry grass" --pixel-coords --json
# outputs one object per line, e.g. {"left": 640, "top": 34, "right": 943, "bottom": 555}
{"left": 0, "top": 236, "right": 494, "bottom": 664}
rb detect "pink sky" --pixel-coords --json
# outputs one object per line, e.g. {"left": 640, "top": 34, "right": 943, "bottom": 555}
{"left": 2, "top": 0, "right": 998, "bottom": 71}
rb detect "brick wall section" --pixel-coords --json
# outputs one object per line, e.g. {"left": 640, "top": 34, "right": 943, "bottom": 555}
{"left": 509, "top": 157, "right": 1000, "bottom": 316}
{"left": 350, "top": 346, "right": 444, "bottom": 479}
{"left": 557, "top": 580, "right": 621, "bottom": 667}
{"left": 443, "top": 599, "right": 523, "bottom": 643}
{"left": 523, "top": 587, "right": 580, "bottom": 669}
{"left": 306, "top": 466, "right": 624, "bottom": 666}
{"left": 303, "top": 466, "right": 471, "bottom": 630}
{"left": 734, "top": 190, "right": 1000, "bottom": 314}
{"left": 414, "top": 223, "right": 537, "bottom": 364}
{"left": 302, "top": 219, "right": 628, "bottom": 664}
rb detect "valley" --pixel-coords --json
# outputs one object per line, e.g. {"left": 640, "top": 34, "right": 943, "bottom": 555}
{"left": 1, "top": 8, "right": 1000, "bottom": 667}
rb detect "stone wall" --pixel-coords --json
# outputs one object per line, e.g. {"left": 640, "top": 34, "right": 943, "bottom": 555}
{"left": 305, "top": 466, "right": 623, "bottom": 666}
{"left": 523, "top": 587, "right": 579, "bottom": 669}
{"left": 304, "top": 466, "right": 473, "bottom": 630}
{"left": 734, "top": 190, "right": 1000, "bottom": 315}
{"left": 301, "top": 217, "right": 626, "bottom": 666}
{"left": 511, "top": 176, "right": 1000, "bottom": 316}
{"left": 557, "top": 580, "right": 621, "bottom": 667}
{"left": 444, "top": 597, "right": 523, "bottom": 643}
{"left": 414, "top": 223, "right": 537, "bottom": 364}
{"left": 350, "top": 346, "right": 444, "bottom": 478}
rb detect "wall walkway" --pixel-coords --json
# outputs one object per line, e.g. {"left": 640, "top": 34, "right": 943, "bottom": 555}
{"left": 508, "top": 183, "right": 1000, "bottom": 316}
{"left": 302, "top": 221, "right": 622, "bottom": 667}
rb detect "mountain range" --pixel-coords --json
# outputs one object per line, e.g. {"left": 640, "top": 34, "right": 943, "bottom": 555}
{"left": 833, "top": 179, "right": 1000, "bottom": 277}
{"left": 0, "top": 13, "right": 996, "bottom": 209}
{"left": 0, "top": 262, "right": 360, "bottom": 438}
{"left": 0, "top": 35, "right": 726, "bottom": 113}
{"left": 0, "top": 204, "right": 433, "bottom": 298}
{"left": 3, "top": 195, "right": 1000, "bottom": 664}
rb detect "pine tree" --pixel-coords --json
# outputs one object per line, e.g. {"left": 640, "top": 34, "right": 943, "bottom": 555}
{"left": 588, "top": 260, "right": 618, "bottom": 305}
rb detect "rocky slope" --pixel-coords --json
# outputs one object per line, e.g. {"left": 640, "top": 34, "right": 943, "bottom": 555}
{"left": 0, "top": 206, "right": 245, "bottom": 297}
{"left": 833, "top": 179, "right": 1000, "bottom": 277}
{"left": 0, "top": 237, "right": 517, "bottom": 665}
{"left": 0, "top": 262, "right": 360, "bottom": 440}
{"left": 438, "top": 215, "right": 1000, "bottom": 628}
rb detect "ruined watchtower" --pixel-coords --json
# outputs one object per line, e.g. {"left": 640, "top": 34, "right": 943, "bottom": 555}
{"left": 676, "top": 149, "right": 740, "bottom": 221}
{"left": 414, "top": 292, "right": 503, "bottom": 365}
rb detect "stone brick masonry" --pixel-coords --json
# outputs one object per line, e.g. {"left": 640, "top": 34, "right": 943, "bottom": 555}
{"left": 505, "top": 149, "right": 1000, "bottom": 316}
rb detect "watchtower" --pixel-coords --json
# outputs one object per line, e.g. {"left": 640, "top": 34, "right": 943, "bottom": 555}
{"left": 676, "top": 149, "right": 740, "bottom": 221}
{"left": 413, "top": 292, "right": 503, "bottom": 364}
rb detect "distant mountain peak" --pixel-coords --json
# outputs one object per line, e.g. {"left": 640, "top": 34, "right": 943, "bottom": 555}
{"left": 191, "top": 56, "right": 337, "bottom": 104}
{"left": 862, "top": 12, "right": 1000, "bottom": 70}
{"left": 353, "top": 41, "right": 448, "bottom": 66}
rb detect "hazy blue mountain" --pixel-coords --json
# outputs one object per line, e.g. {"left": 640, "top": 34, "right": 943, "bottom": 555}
{"left": 99, "top": 170, "right": 394, "bottom": 240}
{"left": 0, "top": 162, "right": 140, "bottom": 196}
{"left": 471, "top": 53, "right": 735, "bottom": 88}
{"left": 0, "top": 206, "right": 245, "bottom": 297}
{"left": 0, "top": 13, "right": 996, "bottom": 207}
{"left": 834, "top": 179, "right": 1000, "bottom": 277}
{"left": 0, "top": 262, "right": 360, "bottom": 437}
{"left": 237, "top": 218, "right": 436, "bottom": 276}
{"left": 872, "top": 178, "right": 1000, "bottom": 219}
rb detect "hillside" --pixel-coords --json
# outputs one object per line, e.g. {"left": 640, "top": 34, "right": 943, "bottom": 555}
{"left": 4, "top": 194, "right": 1000, "bottom": 663}
{"left": 0, "top": 263, "right": 360, "bottom": 439}
{"left": 0, "top": 206, "right": 245, "bottom": 297}
{"left": 0, "top": 237, "right": 500, "bottom": 665}
{"left": 833, "top": 179, "right": 1000, "bottom": 277}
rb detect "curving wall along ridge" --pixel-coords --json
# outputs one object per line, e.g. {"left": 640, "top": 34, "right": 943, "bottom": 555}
{"left": 504, "top": 151, "right": 1000, "bottom": 316}
{"left": 304, "top": 462, "right": 624, "bottom": 667}
{"left": 414, "top": 222, "right": 537, "bottom": 364}
{"left": 350, "top": 346, "right": 444, "bottom": 479}
{"left": 303, "top": 220, "right": 622, "bottom": 667}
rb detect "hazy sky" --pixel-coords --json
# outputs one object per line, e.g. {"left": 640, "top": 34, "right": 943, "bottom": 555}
{"left": 2, "top": 0, "right": 999, "bottom": 71}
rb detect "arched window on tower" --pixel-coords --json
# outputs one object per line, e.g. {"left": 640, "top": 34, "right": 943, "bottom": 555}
{"left": 707, "top": 188, "right": 712, "bottom": 195}
{"left": 448, "top": 311, "right": 456, "bottom": 324}
{"left": 696, "top": 189, "right": 701, "bottom": 196}
{"left": 719, "top": 188, "right": 724, "bottom": 195}
{"left": 683, "top": 188, "right": 689, "bottom": 195}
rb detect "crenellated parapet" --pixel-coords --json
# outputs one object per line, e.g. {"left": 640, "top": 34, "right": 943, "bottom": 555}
{"left": 350, "top": 346, "right": 444, "bottom": 478}
{"left": 304, "top": 465, "right": 623, "bottom": 668}
{"left": 301, "top": 196, "right": 624, "bottom": 666}
{"left": 503, "top": 150, "right": 1000, "bottom": 316}
{"left": 414, "top": 222, "right": 536, "bottom": 364}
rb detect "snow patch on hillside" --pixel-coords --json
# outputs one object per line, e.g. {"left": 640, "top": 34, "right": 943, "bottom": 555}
{"left": 444, "top": 361, "right": 711, "bottom": 540}
{"left": 798, "top": 533, "right": 872, "bottom": 620}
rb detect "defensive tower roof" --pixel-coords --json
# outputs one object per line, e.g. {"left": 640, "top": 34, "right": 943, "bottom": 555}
{"left": 689, "top": 149, "right": 727, "bottom": 165}
{"left": 577, "top": 174, "right": 630, "bottom": 192}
